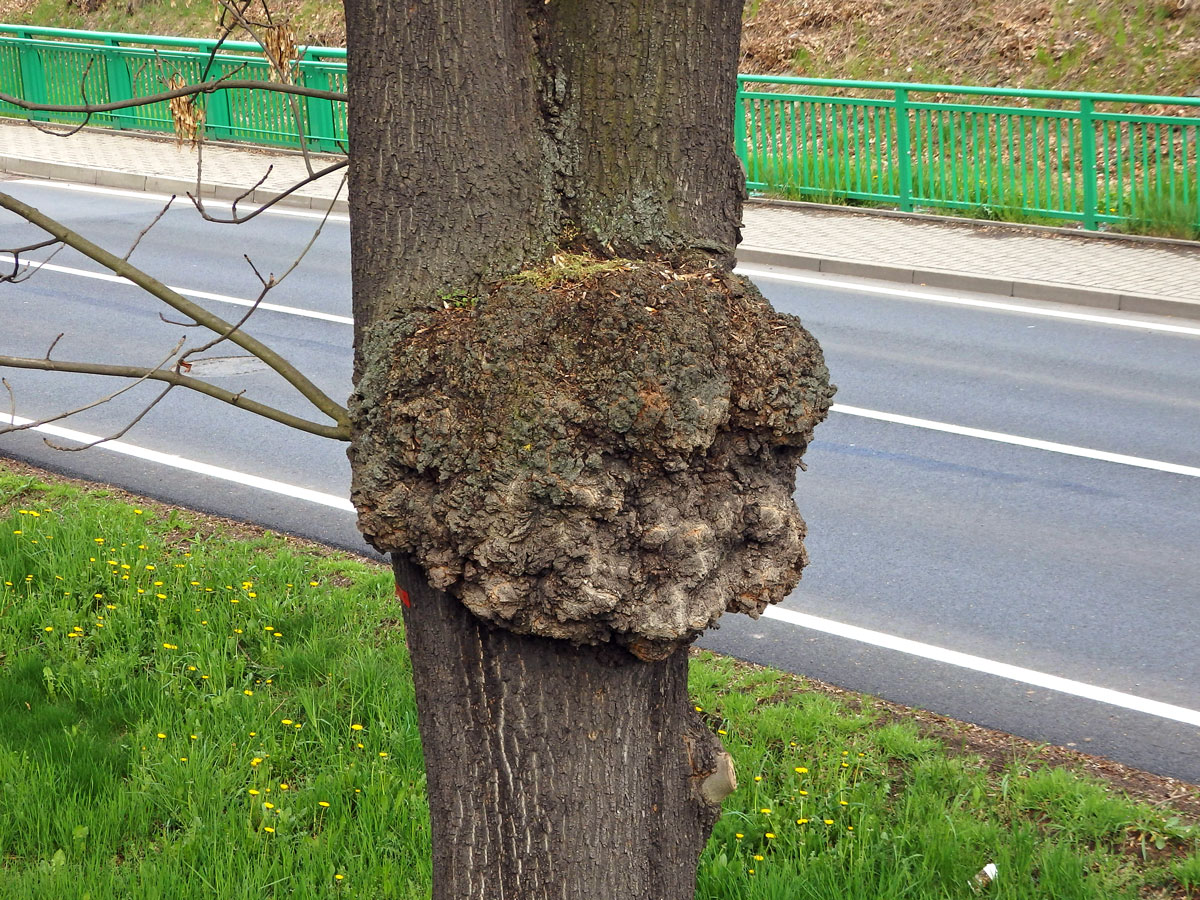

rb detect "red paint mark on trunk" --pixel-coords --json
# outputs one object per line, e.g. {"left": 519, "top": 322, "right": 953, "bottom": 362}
{"left": 396, "top": 585, "right": 411, "bottom": 608}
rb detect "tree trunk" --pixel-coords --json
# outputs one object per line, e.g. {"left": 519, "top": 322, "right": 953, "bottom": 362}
{"left": 344, "top": 0, "right": 831, "bottom": 896}
{"left": 394, "top": 555, "right": 729, "bottom": 900}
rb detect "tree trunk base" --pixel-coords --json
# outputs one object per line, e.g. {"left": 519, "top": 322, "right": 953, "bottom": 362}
{"left": 393, "top": 554, "right": 730, "bottom": 900}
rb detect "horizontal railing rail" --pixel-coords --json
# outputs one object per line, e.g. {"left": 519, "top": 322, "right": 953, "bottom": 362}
{"left": 737, "top": 74, "right": 1200, "bottom": 233}
{"left": 0, "top": 24, "right": 346, "bottom": 151}
{"left": 3, "top": 26, "right": 1198, "bottom": 232}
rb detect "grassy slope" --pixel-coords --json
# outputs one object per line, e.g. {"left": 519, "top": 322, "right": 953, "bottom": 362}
{"left": 1, "top": 461, "right": 1198, "bottom": 899}
{"left": 0, "top": 0, "right": 1197, "bottom": 95}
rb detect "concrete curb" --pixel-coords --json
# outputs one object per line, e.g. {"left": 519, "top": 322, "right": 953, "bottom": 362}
{"left": 0, "top": 154, "right": 349, "bottom": 214}
{"left": 735, "top": 246, "right": 1200, "bottom": 322}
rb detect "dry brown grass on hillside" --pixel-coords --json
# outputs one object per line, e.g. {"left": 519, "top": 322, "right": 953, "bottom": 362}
{"left": 1, "top": 0, "right": 1197, "bottom": 96}
{"left": 741, "top": 0, "right": 1200, "bottom": 94}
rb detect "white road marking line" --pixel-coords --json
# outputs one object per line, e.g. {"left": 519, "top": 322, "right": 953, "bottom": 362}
{"left": 0, "top": 412, "right": 355, "bottom": 511}
{"left": 0, "top": 257, "right": 354, "bottom": 325}
{"left": 832, "top": 403, "right": 1200, "bottom": 478}
{"left": 4, "top": 410, "right": 1194, "bottom": 726}
{"left": 735, "top": 265, "right": 1200, "bottom": 337}
{"left": 9, "top": 178, "right": 350, "bottom": 223}
{"left": 761, "top": 605, "right": 1200, "bottom": 728}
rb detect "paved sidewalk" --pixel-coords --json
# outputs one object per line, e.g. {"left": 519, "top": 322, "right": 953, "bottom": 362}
{"left": 2, "top": 120, "right": 1198, "bottom": 319}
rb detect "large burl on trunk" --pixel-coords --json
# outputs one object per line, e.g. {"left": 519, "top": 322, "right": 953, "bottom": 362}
{"left": 344, "top": 0, "right": 834, "bottom": 897}
{"left": 355, "top": 256, "right": 831, "bottom": 661}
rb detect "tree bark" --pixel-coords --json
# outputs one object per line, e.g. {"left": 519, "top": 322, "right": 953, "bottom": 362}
{"left": 343, "top": 1, "right": 827, "bottom": 897}
{"left": 394, "top": 555, "right": 729, "bottom": 900}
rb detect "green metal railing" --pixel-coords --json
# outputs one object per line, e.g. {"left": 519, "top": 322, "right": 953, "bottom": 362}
{"left": 0, "top": 25, "right": 346, "bottom": 151}
{"left": 3, "top": 26, "right": 1200, "bottom": 232}
{"left": 737, "top": 75, "right": 1200, "bottom": 233}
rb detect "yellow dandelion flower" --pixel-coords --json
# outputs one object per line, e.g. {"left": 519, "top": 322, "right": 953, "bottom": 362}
{"left": 379, "top": 752, "right": 388, "bottom": 758}
{"left": 753, "top": 854, "right": 764, "bottom": 861}
{"left": 351, "top": 724, "right": 363, "bottom": 731}
{"left": 735, "top": 833, "right": 744, "bottom": 839}
{"left": 753, "top": 776, "right": 762, "bottom": 782}
{"left": 823, "top": 819, "right": 834, "bottom": 825}
{"left": 839, "top": 800, "right": 849, "bottom": 806}
{"left": 760, "top": 808, "right": 771, "bottom": 815}
{"left": 157, "top": 733, "right": 166, "bottom": 739}
{"left": 281, "top": 719, "right": 293, "bottom": 725}
{"left": 799, "top": 790, "right": 808, "bottom": 796}
{"left": 251, "top": 757, "right": 263, "bottom": 766}
{"left": 765, "top": 832, "right": 775, "bottom": 839}
{"left": 43, "top": 626, "right": 53, "bottom": 632}
{"left": 263, "top": 827, "right": 275, "bottom": 834}
{"left": 309, "top": 581, "right": 319, "bottom": 586}
{"left": 162, "top": 643, "right": 177, "bottom": 650}
{"left": 263, "top": 802, "right": 275, "bottom": 809}
{"left": 797, "top": 818, "right": 809, "bottom": 825}
{"left": 334, "top": 874, "right": 344, "bottom": 881}
{"left": 249, "top": 789, "right": 260, "bottom": 795}
{"left": 318, "top": 801, "right": 330, "bottom": 808}
{"left": 244, "top": 690, "right": 254, "bottom": 696}
{"left": 794, "top": 767, "right": 808, "bottom": 774}
{"left": 717, "top": 729, "right": 727, "bottom": 735}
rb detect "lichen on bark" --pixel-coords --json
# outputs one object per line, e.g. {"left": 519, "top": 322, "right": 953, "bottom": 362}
{"left": 350, "top": 253, "right": 834, "bottom": 660}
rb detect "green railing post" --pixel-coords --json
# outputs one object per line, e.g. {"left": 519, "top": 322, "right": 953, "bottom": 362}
{"left": 102, "top": 37, "right": 133, "bottom": 129}
{"left": 733, "top": 80, "right": 748, "bottom": 180}
{"left": 1079, "top": 98, "right": 1099, "bottom": 230}
{"left": 15, "top": 29, "right": 48, "bottom": 122}
{"left": 301, "top": 55, "right": 339, "bottom": 153}
{"left": 894, "top": 87, "right": 913, "bottom": 211}
{"left": 202, "top": 56, "right": 235, "bottom": 140}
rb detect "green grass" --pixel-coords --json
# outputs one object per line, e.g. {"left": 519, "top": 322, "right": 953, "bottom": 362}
{"left": 0, "top": 464, "right": 1197, "bottom": 899}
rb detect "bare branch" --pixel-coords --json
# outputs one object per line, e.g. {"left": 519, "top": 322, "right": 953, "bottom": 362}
{"left": 1, "top": 238, "right": 61, "bottom": 283}
{"left": 27, "top": 116, "right": 95, "bottom": 138}
{"left": 189, "top": 158, "right": 348, "bottom": 224}
{"left": 44, "top": 333, "right": 64, "bottom": 360}
{"left": 160, "top": 312, "right": 202, "bottom": 328}
{"left": 43, "top": 384, "right": 176, "bottom": 452}
{"left": 0, "top": 189, "right": 350, "bottom": 432}
{"left": 1, "top": 337, "right": 187, "bottom": 438}
{"left": 123, "top": 196, "right": 176, "bottom": 262}
{"left": 0, "top": 78, "right": 345, "bottom": 115}
{"left": 0, "top": 354, "right": 349, "bottom": 440}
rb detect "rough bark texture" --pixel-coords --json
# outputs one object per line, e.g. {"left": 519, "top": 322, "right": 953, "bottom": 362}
{"left": 344, "top": 0, "right": 833, "bottom": 896}
{"left": 354, "top": 257, "right": 833, "bottom": 660}
{"left": 394, "top": 555, "right": 729, "bottom": 900}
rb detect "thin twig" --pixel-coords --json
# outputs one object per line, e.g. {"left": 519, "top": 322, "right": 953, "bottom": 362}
{"left": 1, "top": 238, "right": 61, "bottom": 283}
{"left": 0, "top": 189, "right": 350, "bottom": 430}
{"left": 123, "top": 196, "right": 176, "bottom": 262}
{"left": 43, "top": 383, "right": 177, "bottom": 452}
{"left": 0, "top": 336, "right": 186, "bottom": 437}
{"left": 44, "top": 333, "right": 64, "bottom": 360}
{"left": 0, "top": 78, "right": 344, "bottom": 114}
{"left": 189, "top": 158, "right": 348, "bottom": 224}
{"left": 0, "top": 353, "right": 348, "bottom": 440}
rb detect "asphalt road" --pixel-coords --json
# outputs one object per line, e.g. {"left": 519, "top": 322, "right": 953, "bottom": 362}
{"left": 3, "top": 178, "right": 1199, "bottom": 782}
